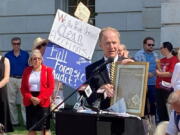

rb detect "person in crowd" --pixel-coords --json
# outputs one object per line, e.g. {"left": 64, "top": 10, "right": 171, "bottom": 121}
{"left": 85, "top": 27, "right": 134, "bottom": 111}
{"left": 166, "top": 90, "right": 180, "bottom": 135}
{"left": 5, "top": 37, "right": 29, "bottom": 126}
{"left": 32, "top": 37, "right": 64, "bottom": 109}
{"left": 171, "top": 48, "right": 180, "bottom": 91}
{"left": 156, "top": 42, "right": 179, "bottom": 122}
{"left": 0, "top": 54, "right": 13, "bottom": 132}
{"left": 32, "top": 37, "right": 48, "bottom": 55}
{"left": 134, "top": 37, "right": 158, "bottom": 121}
{"left": 21, "top": 49, "right": 54, "bottom": 135}
{"left": 154, "top": 121, "right": 169, "bottom": 135}
{"left": 118, "top": 44, "right": 129, "bottom": 58}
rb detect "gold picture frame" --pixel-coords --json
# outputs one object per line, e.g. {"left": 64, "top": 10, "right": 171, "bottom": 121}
{"left": 111, "top": 62, "right": 149, "bottom": 117}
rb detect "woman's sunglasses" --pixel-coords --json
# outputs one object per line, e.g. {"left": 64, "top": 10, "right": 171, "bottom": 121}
{"left": 32, "top": 57, "right": 42, "bottom": 61}
{"left": 36, "top": 43, "right": 47, "bottom": 49}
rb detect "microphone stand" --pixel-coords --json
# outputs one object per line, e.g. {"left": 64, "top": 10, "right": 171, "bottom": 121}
{"left": 92, "top": 71, "right": 109, "bottom": 113}
{"left": 29, "top": 59, "right": 112, "bottom": 134}
{"left": 29, "top": 89, "right": 77, "bottom": 134}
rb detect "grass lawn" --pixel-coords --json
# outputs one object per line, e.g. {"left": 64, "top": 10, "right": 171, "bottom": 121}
{"left": 8, "top": 105, "right": 55, "bottom": 135}
{"left": 9, "top": 126, "right": 27, "bottom": 135}
{"left": 8, "top": 120, "right": 55, "bottom": 135}
{"left": 9, "top": 127, "right": 55, "bottom": 135}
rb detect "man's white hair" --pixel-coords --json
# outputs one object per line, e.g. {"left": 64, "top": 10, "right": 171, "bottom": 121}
{"left": 154, "top": 121, "right": 169, "bottom": 135}
{"left": 98, "top": 27, "right": 120, "bottom": 44}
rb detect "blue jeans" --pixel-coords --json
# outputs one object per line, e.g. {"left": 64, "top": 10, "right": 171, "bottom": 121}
{"left": 145, "top": 85, "right": 156, "bottom": 115}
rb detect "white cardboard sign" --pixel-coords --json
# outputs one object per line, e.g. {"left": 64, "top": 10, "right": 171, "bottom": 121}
{"left": 49, "top": 9, "right": 101, "bottom": 60}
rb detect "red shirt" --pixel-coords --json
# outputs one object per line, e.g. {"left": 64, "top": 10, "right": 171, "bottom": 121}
{"left": 156, "top": 56, "right": 179, "bottom": 88}
{"left": 21, "top": 64, "right": 54, "bottom": 107}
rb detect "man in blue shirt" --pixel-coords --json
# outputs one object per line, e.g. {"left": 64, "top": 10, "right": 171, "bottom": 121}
{"left": 134, "top": 37, "right": 158, "bottom": 121}
{"left": 5, "top": 37, "right": 29, "bottom": 126}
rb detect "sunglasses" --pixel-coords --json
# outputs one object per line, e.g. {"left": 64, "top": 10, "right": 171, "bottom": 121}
{"left": 12, "top": 43, "right": 21, "bottom": 45}
{"left": 147, "top": 44, "right": 155, "bottom": 47}
{"left": 32, "top": 57, "right": 42, "bottom": 61}
{"left": 36, "top": 43, "right": 46, "bottom": 49}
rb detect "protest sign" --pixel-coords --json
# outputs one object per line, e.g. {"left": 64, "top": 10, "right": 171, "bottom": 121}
{"left": 74, "top": 2, "right": 90, "bottom": 23}
{"left": 43, "top": 42, "right": 91, "bottom": 89}
{"left": 49, "top": 9, "right": 100, "bottom": 60}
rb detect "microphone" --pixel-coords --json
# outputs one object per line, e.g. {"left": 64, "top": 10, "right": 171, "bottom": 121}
{"left": 92, "top": 57, "right": 114, "bottom": 74}
{"left": 78, "top": 84, "right": 92, "bottom": 98}
{"left": 73, "top": 84, "right": 92, "bottom": 110}
{"left": 74, "top": 57, "right": 115, "bottom": 111}
{"left": 87, "top": 58, "right": 114, "bottom": 111}
{"left": 73, "top": 57, "right": 113, "bottom": 111}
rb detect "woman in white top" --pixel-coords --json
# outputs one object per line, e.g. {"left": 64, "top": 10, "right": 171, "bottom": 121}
{"left": 32, "top": 37, "right": 64, "bottom": 109}
{"left": 21, "top": 50, "right": 54, "bottom": 135}
{"left": 171, "top": 48, "right": 180, "bottom": 91}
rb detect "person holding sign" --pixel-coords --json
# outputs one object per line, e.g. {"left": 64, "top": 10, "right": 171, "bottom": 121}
{"left": 21, "top": 50, "right": 54, "bottom": 135}
{"left": 32, "top": 37, "right": 48, "bottom": 55}
{"left": 85, "top": 27, "right": 133, "bottom": 110}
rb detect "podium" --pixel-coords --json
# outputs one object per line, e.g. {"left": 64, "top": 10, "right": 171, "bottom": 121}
{"left": 55, "top": 110, "right": 145, "bottom": 135}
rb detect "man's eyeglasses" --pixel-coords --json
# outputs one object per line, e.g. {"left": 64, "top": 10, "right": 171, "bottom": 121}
{"left": 160, "top": 47, "right": 164, "bottom": 50}
{"left": 36, "top": 43, "right": 46, "bottom": 49}
{"left": 12, "top": 43, "right": 20, "bottom": 45}
{"left": 147, "top": 44, "right": 155, "bottom": 47}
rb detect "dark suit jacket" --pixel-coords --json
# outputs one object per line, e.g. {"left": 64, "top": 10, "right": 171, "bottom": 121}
{"left": 85, "top": 58, "right": 111, "bottom": 109}
{"left": 86, "top": 56, "right": 128, "bottom": 109}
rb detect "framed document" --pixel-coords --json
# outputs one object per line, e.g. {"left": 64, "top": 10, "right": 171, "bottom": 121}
{"left": 111, "top": 62, "right": 149, "bottom": 117}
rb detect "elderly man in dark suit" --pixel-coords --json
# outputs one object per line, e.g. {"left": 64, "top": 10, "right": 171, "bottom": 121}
{"left": 85, "top": 27, "right": 133, "bottom": 110}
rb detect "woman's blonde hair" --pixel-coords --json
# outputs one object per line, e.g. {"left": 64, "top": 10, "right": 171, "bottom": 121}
{"left": 28, "top": 49, "right": 43, "bottom": 66}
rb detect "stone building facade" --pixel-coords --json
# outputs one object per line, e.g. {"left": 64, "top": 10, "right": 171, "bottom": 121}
{"left": 0, "top": 0, "right": 179, "bottom": 104}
